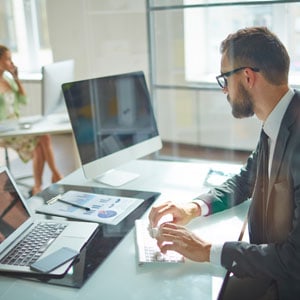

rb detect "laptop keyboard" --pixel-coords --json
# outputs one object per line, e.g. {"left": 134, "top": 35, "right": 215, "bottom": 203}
{"left": 1, "top": 222, "right": 67, "bottom": 267}
{"left": 135, "top": 219, "right": 184, "bottom": 264}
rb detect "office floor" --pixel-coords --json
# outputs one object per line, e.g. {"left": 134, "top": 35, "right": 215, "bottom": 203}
{"left": 160, "top": 142, "right": 250, "bottom": 164}
{"left": 1, "top": 137, "right": 250, "bottom": 199}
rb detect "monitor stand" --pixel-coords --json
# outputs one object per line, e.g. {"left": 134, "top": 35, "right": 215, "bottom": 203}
{"left": 94, "top": 169, "right": 139, "bottom": 187}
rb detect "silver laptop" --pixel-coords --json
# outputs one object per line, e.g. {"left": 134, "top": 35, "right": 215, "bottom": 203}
{"left": 0, "top": 166, "right": 98, "bottom": 276}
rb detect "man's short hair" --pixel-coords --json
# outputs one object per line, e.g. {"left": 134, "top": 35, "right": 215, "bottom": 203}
{"left": 220, "top": 27, "right": 290, "bottom": 85}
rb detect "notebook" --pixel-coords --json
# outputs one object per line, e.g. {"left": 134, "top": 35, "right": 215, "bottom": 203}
{"left": 0, "top": 166, "right": 98, "bottom": 276}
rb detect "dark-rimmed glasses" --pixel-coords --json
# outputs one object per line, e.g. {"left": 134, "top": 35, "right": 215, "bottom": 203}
{"left": 216, "top": 67, "right": 260, "bottom": 89}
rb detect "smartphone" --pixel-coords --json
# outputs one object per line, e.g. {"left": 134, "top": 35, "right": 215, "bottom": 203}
{"left": 30, "top": 247, "right": 79, "bottom": 273}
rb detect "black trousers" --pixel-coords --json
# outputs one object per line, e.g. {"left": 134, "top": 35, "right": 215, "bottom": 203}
{"left": 220, "top": 275, "right": 278, "bottom": 300}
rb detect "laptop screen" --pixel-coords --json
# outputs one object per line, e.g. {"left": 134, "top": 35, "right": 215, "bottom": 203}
{"left": 0, "top": 170, "right": 30, "bottom": 243}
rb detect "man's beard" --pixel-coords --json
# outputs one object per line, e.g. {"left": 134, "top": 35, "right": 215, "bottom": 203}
{"left": 228, "top": 83, "right": 254, "bottom": 118}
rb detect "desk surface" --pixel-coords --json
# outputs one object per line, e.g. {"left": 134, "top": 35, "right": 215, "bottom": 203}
{"left": 0, "top": 113, "right": 72, "bottom": 137}
{"left": 0, "top": 159, "right": 248, "bottom": 300}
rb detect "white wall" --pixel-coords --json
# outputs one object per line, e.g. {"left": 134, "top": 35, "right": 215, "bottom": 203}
{"left": 20, "top": 80, "right": 42, "bottom": 116}
{"left": 20, "top": 0, "right": 149, "bottom": 116}
{"left": 21, "top": 0, "right": 261, "bottom": 151}
{"left": 156, "top": 88, "right": 261, "bottom": 151}
{"left": 45, "top": 0, "right": 149, "bottom": 81}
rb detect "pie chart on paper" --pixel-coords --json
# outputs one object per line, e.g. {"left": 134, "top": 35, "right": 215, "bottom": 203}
{"left": 98, "top": 210, "right": 117, "bottom": 218}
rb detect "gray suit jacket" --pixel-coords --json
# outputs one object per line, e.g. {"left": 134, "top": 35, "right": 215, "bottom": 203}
{"left": 199, "top": 90, "right": 300, "bottom": 299}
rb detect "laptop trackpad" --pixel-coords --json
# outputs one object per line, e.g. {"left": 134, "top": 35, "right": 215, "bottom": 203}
{"left": 61, "top": 222, "right": 97, "bottom": 238}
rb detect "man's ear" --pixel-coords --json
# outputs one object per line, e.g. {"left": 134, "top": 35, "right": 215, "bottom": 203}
{"left": 243, "top": 68, "right": 256, "bottom": 88}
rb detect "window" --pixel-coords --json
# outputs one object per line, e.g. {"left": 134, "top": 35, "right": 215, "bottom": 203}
{"left": 0, "top": 0, "right": 52, "bottom": 74}
{"left": 0, "top": 1, "right": 16, "bottom": 50}
{"left": 148, "top": 0, "right": 300, "bottom": 88}
{"left": 184, "top": 1, "right": 300, "bottom": 86}
{"left": 147, "top": 0, "right": 300, "bottom": 161}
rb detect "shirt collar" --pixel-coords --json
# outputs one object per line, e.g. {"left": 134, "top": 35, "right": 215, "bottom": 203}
{"left": 263, "top": 88, "right": 294, "bottom": 142}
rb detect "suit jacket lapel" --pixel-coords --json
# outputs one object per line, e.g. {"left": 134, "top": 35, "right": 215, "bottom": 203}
{"left": 267, "top": 91, "right": 300, "bottom": 206}
{"left": 268, "top": 127, "right": 289, "bottom": 194}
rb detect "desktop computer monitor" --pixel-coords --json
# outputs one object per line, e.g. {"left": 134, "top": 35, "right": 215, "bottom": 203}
{"left": 42, "top": 59, "right": 75, "bottom": 116}
{"left": 62, "top": 71, "right": 162, "bottom": 186}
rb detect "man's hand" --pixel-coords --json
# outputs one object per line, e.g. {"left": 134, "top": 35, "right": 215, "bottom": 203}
{"left": 149, "top": 201, "right": 201, "bottom": 228}
{"left": 157, "top": 222, "right": 211, "bottom": 262}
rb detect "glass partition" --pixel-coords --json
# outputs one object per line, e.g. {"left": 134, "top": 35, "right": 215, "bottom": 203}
{"left": 147, "top": 0, "right": 300, "bottom": 163}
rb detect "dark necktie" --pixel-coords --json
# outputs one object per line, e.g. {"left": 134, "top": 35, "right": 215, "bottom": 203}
{"left": 248, "top": 129, "right": 269, "bottom": 243}
{"left": 260, "top": 129, "right": 269, "bottom": 202}
{"left": 259, "top": 129, "right": 269, "bottom": 240}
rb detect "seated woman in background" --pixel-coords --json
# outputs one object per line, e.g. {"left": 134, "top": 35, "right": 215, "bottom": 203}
{"left": 0, "top": 45, "right": 62, "bottom": 195}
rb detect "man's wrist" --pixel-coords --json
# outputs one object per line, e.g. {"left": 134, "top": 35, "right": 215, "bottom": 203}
{"left": 190, "top": 202, "right": 202, "bottom": 218}
{"left": 204, "top": 243, "right": 212, "bottom": 262}
{"left": 210, "top": 243, "right": 223, "bottom": 265}
{"left": 192, "top": 199, "right": 209, "bottom": 217}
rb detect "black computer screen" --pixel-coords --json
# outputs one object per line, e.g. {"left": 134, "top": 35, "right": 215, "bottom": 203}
{"left": 62, "top": 71, "right": 161, "bottom": 174}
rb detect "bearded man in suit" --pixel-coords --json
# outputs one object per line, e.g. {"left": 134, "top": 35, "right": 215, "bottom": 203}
{"left": 149, "top": 26, "right": 300, "bottom": 300}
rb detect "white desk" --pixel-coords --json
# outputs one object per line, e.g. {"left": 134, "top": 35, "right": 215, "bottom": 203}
{"left": 0, "top": 159, "right": 249, "bottom": 300}
{"left": 0, "top": 113, "right": 72, "bottom": 137}
{"left": 0, "top": 113, "right": 81, "bottom": 169}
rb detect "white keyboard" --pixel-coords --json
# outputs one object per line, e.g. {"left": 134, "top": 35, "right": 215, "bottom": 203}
{"left": 135, "top": 219, "right": 184, "bottom": 264}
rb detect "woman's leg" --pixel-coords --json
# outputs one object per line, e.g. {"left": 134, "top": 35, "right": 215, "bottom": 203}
{"left": 32, "top": 143, "right": 45, "bottom": 195}
{"left": 38, "top": 135, "right": 63, "bottom": 182}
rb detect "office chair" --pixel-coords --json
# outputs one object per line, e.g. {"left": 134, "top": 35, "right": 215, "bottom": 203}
{"left": 3, "top": 147, "right": 33, "bottom": 189}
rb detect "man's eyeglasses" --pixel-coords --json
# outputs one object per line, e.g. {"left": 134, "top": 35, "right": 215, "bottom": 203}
{"left": 216, "top": 66, "right": 260, "bottom": 89}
